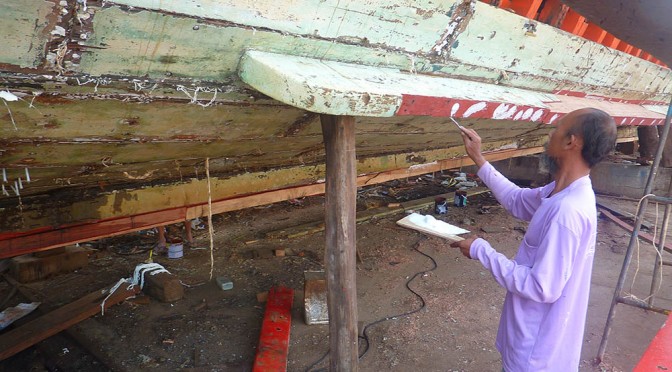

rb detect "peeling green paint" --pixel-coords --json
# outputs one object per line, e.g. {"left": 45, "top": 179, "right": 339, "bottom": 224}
{"left": 0, "top": 1, "right": 54, "bottom": 68}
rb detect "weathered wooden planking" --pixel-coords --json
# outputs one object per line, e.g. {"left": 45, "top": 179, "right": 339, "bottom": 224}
{"left": 0, "top": 1, "right": 54, "bottom": 68}
{"left": 69, "top": 2, "right": 672, "bottom": 101}
{"left": 448, "top": 3, "right": 671, "bottom": 96}
{"left": 97, "top": 1, "right": 672, "bottom": 99}
{"left": 0, "top": 282, "right": 140, "bottom": 361}
{"left": 109, "top": 0, "right": 454, "bottom": 52}
{"left": 240, "top": 50, "right": 666, "bottom": 122}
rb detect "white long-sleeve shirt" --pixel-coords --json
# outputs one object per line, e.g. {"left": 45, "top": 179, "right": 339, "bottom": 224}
{"left": 471, "top": 162, "right": 597, "bottom": 372}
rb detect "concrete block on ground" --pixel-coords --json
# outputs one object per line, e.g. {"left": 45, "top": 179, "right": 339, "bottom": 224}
{"left": 304, "top": 271, "right": 328, "bottom": 325}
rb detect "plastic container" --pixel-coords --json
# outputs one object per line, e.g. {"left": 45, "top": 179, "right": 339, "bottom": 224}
{"left": 167, "top": 241, "right": 183, "bottom": 259}
{"left": 216, "top": 277, "right": 233, "bottom": 290}
{"left": 434, "top": 197, "right": 448, "bottom": 214}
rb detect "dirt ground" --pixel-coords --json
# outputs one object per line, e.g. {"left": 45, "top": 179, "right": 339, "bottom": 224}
{"left": 0, "top": 171, "right": 670, "bottom": 372}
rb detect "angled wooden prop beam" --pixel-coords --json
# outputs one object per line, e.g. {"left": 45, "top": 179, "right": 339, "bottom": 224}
{"left": 239, "top": 50, "right": 667, "bottom": 125}
{"left": 0, "top": 282, "right": 139, "bottom": 361}
{"left": 321, "top": 114, "right": 359, "bottom": 371}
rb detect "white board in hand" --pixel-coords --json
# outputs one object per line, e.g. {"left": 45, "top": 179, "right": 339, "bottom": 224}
{"left": 396, "top": 213, "right": 469, "bottom": 242}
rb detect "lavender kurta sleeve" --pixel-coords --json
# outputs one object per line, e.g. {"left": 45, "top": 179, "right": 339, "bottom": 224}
{"left": 471, "top": 162, "right": 597, "bottom": 372}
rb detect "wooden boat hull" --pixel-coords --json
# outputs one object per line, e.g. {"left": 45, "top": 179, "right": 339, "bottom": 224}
{"left": 0, "top": 0, "right": 669, "bottom": 256}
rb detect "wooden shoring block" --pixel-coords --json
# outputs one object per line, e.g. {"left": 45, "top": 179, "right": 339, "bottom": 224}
{"left": 33, "top": 247, "right": 67, "bottom": 258}
{"left": 0, "top": 281, "right": 140, "bottom": 361}
{"left": 10, "top": 246, "right": 90, "bottom": 283}
{"left": 143, "top": 271, "right": 184, "bottom": 303}
{"left": 252, "top": 286, "right": 294, "bottom": 372}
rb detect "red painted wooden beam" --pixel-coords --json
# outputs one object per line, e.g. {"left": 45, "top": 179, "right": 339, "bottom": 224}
{"left": 616, "top": 41, "right": 634, "bottom": 54}
{"left": 509, "top": 0, "right": 543, "bottom": 19}
{"left": 633, "top": 313, "right": 672, "bottom": 372}
{"left": 537, "top": 0, "right": 566, "bottom": 27}
{"left": 583, "top": 23, "right": 607, "bottom": 44}
{"left": 560, "top": 8, "right": 588, "bottom": 36}
{"left": 602, "top": 33, "right": 621, "bottom": 49}
{"left": 253, "top": 287, "right": 294, "bottom": 372}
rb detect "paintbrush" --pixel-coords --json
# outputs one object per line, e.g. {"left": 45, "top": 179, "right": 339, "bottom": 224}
{"left": 450, "top": 117, "right": 472, "bottom": 140}
{"left": 450, "top": 117, "right": 464, "bottom": 130}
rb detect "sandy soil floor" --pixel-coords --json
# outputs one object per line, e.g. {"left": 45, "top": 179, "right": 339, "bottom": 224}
{"left": 0, "top": 175, "right": 670, "bottom": 372}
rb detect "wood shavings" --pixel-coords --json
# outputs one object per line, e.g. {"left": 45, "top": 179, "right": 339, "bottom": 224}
{"left": 123, "top": 170, "right": 156, "bottom": 180}
{"left": 176, "top": 85, "right": 219, "bottom": 107}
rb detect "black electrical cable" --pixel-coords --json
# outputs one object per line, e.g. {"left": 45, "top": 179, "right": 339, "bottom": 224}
{"left": 305, "top": 237, "right": 436, "bottom": 372}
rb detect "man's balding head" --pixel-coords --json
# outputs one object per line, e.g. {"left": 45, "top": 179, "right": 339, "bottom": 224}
{"left": 565, "top": 108, "right": 617, "bottom": 168}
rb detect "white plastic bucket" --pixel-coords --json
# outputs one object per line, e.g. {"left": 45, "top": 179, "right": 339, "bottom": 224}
{"left": 168, "top": 242, "right": 183, "bottom": 259}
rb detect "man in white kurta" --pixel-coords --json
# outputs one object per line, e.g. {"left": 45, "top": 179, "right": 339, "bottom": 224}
{"left": 451, "top": 108, "right": 617, "bottom": 372}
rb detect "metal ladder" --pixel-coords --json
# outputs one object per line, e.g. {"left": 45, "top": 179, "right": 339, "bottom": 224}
{"left": 597, "top": 100, "right": 672, "bottom": 362}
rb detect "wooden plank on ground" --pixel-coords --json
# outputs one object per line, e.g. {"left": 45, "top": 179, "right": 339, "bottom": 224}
{"left": 596, "top": 198, "right": 653, "bottom": 230}
{"left": 0, "top": 281, "right": 140, "bottom": 361}
{"left": 265, "top": 187, "right": 490, "bottom": 240}
{"left": 598, "top": 208, "right": 672, "bottom": 254}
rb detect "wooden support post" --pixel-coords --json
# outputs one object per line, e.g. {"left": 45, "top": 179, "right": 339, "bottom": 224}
{"left": 321, "top": 114, "right": 358, "bottom": 371}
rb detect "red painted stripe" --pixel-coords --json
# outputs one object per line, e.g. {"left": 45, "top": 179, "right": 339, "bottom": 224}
{"left": 253, "top": 287, "right": 294, "bottom": 372}
{"left": 396, "top": 95, "right": 553, "bottom": 123}
{"left": 397, "top": 94, "right": 665, "bottom": 126}
{"left": 634, "top": 313, "right": 672, "bottom": 372}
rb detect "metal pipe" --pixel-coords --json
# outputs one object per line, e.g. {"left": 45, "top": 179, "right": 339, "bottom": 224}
{"left": 597, "top": 96, "right": 672, "bottom": 362}
{"left": 617, "top": 296, "right": 671, "bottom": 316}
{"left": 648, "top": 177, "right": 672, "bottom": 306}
